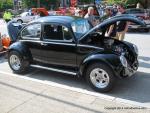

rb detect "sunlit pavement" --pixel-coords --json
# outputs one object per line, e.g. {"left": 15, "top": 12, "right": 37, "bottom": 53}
{"left": 0, "top": 19, "right": 8, "bottom": 35}
{"left": 0, "top": 19, "right": 150, "bottom": 113}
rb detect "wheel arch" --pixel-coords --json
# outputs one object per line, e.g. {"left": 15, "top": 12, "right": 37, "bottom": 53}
{"left": 8, "top": 42, "right": 33, "bottom": 62}
{"left": 17, "top": 19, "right": 23, "bottom": 23}
{"left": 79, "top": 54, "right": 119, "bottom": 77}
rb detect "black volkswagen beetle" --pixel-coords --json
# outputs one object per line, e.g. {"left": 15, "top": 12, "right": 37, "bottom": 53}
{"left": 7, "top": 15, "right": 145, "bottom": 92}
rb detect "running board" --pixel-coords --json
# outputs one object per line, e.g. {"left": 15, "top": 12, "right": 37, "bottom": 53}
{"left": 30, "top": 64, "right": 77, "bottom": 76}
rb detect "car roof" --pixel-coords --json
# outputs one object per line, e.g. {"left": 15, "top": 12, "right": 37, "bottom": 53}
{"left": 31, "top": 16, "right": 82, "bottom": 26}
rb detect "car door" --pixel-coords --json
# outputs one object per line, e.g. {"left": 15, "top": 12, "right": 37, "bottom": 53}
{"left": 21, "top": 12, "right": 30, "bottom": 23}
{"left": 21, "top": 23, "right": 42, "bottom": 62}
{"left": 23, "top": 13, "right": 35, "bottom": 23}
{"left": 40, "top": 23, "right": 77, "bottom": 68}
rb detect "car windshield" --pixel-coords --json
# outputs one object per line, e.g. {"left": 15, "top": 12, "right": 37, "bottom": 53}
{"left": 20, "top": 12, "right": 28, "bottom": 17}
{"left": 71, "top": 19, "right": 92, "bottom": 39}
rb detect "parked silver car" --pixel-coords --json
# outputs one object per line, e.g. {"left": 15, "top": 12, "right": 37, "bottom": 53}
{"left": 126, "top": 8, "right": 150, "bottom": 32}
{"left": 13, "top": 12, "right": 38, "bottom": 24}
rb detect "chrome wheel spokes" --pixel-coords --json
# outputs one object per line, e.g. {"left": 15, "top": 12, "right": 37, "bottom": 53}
{"left": 10, "top": 55, "right": 21, "bottom": 71}
{"left": 90, "top": 68, "right": 110, "bottom": 88}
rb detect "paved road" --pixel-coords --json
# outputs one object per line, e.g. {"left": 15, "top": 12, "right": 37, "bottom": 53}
{"left": 1, "top": 69, "right": 149, "bottom": 113}
{"left": 0, "top": 20, "right": 150, "bottom": 113}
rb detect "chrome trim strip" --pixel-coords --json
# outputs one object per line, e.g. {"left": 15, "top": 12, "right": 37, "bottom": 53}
{"left": 20, "top": 40, "right": 41, "bottom": 43}
{"left": 30, "top": 64, "right": 77, "bottom": 76}
{"left": 78, "top": 44, "right": 104, "bottom": 50}
{"left": 20, "top": 40, "right": 76, "bottom": 46}
{"left": 41, "top": 42, "right": 76, "bottom": 46}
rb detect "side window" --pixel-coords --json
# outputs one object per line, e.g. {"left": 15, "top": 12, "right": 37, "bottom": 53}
{"left": 43, "top": 24, "right": 72, "bottom": 41}
{"left": 44, "top": 24, "right": 63, "bottom": 40}
{"left": 62, "top": 26, "right": 72, "bottom": 41}
{"left": 22, "top": 24, "right": 41, "bottom": 39}
{"left": 26, "top": 13, "right": 29, "bottom": 16}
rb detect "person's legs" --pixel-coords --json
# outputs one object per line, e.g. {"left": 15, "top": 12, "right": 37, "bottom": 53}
{"left": 116, "top": 32, "right": 125, "bottom": 41}
{"left": 115, "top": 33, "right": 120, "bottom": 40}
{"left": 119, "top": 32, "right": 125, "bottom": 41}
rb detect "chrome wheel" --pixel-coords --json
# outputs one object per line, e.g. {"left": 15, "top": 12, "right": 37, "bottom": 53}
{"left": 90, "top": 68, "right": 110, "bottom": 89}
{"left": 10, "top": 55, "right": 21, "bottom": 71}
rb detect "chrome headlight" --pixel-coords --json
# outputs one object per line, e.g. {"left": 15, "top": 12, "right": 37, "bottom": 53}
{"left": 133, "top": 44, "right": 138, "bottom": 55}
{"left": 120, "top": 55, "right": 127, "bottom": 67}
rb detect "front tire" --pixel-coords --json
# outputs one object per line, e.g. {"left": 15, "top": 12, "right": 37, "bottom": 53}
{"left": 8, "top": 51, "right": 29, "bottom": 74}
{"left": 17, "top": 19, "right": 23, "bottom": 24}
{"left": 86, "top": 63, "right": 116, "bottom": 93}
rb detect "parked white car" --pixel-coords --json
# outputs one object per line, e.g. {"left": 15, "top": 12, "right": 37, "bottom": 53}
{"left": 13, "top": 12, "right": 38, "bottom": 24}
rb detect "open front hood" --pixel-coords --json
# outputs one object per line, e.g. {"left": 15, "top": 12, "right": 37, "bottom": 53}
{"left": 7, "top": 20, "right": 23, "bottom": 42}
{"left": 80, "top": 14, "right": 146, "bottom": 40}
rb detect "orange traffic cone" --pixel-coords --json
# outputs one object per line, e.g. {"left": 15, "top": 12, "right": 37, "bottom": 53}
{"left": 1, "top": 35, "right": 11, "bottom": 50}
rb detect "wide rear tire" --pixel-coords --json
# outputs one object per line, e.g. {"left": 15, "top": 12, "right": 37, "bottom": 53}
{"left": 8, "top": 51, "right": 29, "bottom": 74}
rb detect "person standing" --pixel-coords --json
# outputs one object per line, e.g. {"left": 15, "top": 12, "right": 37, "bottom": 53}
{"left": 104, "top": 7, "right": 117, "bottom": 38}
{"left": 74, "top": 6, "right": 80, "bottom": 16}
{"left": 136, "top": 2, "right": 143, "bottom": 9}
{"left": 84, "top": 7, "right": 97, "bottom": 26}
{"left": 116, "top": 4, "right": 130, "bottom": 41}
{"left": 3, "top": 10, "right": 12, "bottom": 23}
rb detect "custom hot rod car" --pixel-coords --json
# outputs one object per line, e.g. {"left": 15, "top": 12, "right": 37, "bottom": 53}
{"left": 7, "top": 15, "right": 145, "bottom": 92}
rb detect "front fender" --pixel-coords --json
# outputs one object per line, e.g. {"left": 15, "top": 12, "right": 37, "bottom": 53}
{"left": 79, "top": 54, "right": 121, "bottom": 76}
{"left": 8, "top": 42, "right": 32, "bottom": 61}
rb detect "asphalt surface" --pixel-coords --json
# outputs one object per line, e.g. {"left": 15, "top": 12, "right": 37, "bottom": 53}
{"left": 0, "top": 19, "right": 150, "bottom": 113}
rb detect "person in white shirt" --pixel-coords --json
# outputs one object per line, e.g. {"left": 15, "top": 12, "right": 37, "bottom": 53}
{"left": 84, "top": 7, "right": 97, "bottom": 26}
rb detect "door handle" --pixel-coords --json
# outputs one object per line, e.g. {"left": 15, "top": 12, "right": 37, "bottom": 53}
{"left": 41, "top": 43, "right": 48, "bottom": 46}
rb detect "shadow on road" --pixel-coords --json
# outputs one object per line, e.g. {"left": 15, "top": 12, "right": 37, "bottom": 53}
{"left": 139, "top": 56, "right": 150, "bottom": 61}
{"left": 110, "top": 71, "right": 150, "bottom": 103}
{"left": 25, "top": 68, "right": 150, "bottom": 104}
{"left": 0, "top": 55, "right": 7, "bottom": 64}
{"left": 0, "top": 57, "right": 150, "bottom": 105}
{"left": 138, "top": 56, "right": 150, "bottom": 69}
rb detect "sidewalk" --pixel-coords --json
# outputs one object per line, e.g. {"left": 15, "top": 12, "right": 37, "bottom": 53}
{"left": 0, "top": 72, "right": 149, "bottom": 113}
{"left": 0, "top": 19, "right": 8, "bottom": 36}
{"left": 0, "top": 19, "right": 5, "bottom": 25}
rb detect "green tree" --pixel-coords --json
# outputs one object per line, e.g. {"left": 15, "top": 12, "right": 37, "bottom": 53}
{"left": 107, "top": 0, "right": 143, "bottom": 5}
{"left": 22, "top": 0, "right": 60, "bottom": 10}
{"left": 0, "top": 0, "right": 13, "bottom": 10}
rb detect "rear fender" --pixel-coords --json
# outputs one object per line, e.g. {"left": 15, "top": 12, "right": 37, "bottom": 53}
{"left": 8, "top": 42, "right": 32, "bottom": 61}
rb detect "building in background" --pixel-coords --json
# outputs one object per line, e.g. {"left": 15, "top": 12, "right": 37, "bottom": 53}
{"left": 14, "top": 0, "right": 23, "bottom": 11}
{"left": 60, "top": 0, "right": 70, "bottom": 7}
{"left": 60, "top": 0, "right": 94, "bottom": 7}
{"left": 12, "top": 0, "right": 150, "bottom": 11}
